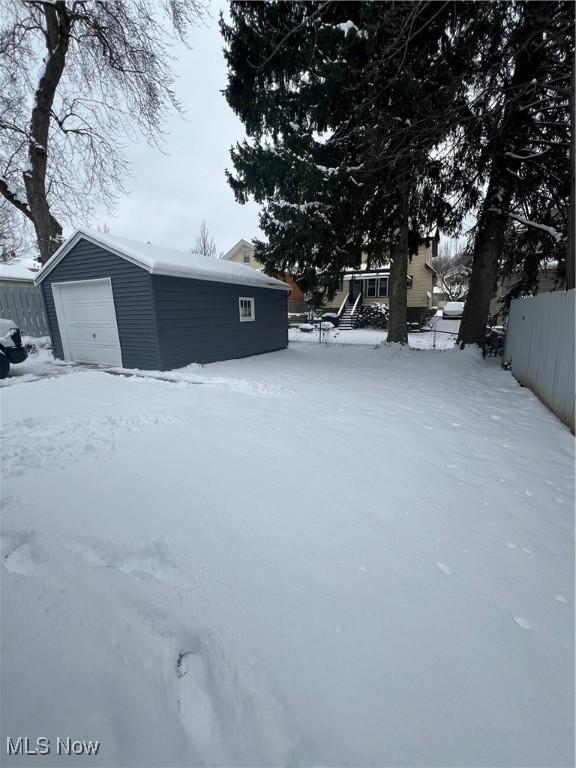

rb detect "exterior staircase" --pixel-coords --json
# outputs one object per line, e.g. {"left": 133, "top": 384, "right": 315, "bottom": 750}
{"left": 338, "top": 299, "right": 357, "bottom": 330}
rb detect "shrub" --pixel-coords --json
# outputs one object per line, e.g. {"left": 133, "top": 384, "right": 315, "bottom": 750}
{"left": 353, "top": 303, "right": 389, "bottom": 329}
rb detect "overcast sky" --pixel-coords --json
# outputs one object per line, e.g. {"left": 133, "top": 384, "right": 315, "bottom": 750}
{"left": 94, "top": 5, "right": 261, "bottom": 257}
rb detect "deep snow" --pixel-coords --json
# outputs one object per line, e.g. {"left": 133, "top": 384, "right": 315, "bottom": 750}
{"left": 1, "top": 344, "right": 574, "bottom": 766}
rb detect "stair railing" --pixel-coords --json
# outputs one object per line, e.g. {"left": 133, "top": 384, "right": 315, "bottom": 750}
{"left": 350, "top": 292, "right": 362, "bottom": 317}
{"left": 336, "top": 293, "right": 350, "bottom": 320}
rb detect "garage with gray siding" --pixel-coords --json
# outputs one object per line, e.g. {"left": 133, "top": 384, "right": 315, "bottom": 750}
{"left": 35, "top": 228, "right": 289, "bottom": 369}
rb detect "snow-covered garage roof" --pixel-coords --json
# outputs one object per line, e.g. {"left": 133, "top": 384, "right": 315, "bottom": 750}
{"left": 34, "top": 228, "right": 290, "bottom": 291}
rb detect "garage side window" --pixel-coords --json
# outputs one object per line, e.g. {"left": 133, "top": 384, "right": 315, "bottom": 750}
{"left": 239, "top": 297, "right": 255, "bottom": 322}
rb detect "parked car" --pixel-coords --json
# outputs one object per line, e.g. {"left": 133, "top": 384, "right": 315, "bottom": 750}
{"left": 0, "top": 319, "right": 28, "bottom": 378}
{"left": 443, "top": 301, "right": 465, "bottom": 319}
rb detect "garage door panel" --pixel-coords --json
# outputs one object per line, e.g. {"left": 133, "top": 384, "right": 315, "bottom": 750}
{"left": 68, "top": 342, "right": 119, "bottom": 365}
{"left": 53, "top": 279, "right": 123, "bottom": 366}
{"left": 66, "top": 323, "right": 123, "bottom": 347}
{"left": 61, "top": 301, "right": 119, "bottom": 324}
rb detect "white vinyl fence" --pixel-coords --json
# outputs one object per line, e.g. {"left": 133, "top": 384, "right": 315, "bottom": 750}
{"left": 0, "top": 281, "right": 49, "bottom": 337}
{"left": 504, "top": 289, "right": 575, "bottom": 432}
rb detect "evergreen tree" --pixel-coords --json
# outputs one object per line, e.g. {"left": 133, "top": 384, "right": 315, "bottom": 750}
{"left": 222, "top": 2, "right": 573, "bottom": 345}
{"left": 221, "top": 2, "right": 473, "bottom": 343}
{"left": 455, "top": 1, "right": 574, "bottom": 344}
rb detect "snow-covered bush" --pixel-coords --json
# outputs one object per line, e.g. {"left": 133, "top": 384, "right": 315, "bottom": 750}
{"left": 353, "top": 303, "right": 389, "bottom": 329}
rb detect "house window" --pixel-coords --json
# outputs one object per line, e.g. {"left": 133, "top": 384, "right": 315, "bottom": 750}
{"left": 407, "top": 275, "right": 413, "bottom": 289}
{"left": 239, "top": 297, "right": 255, "bottom": 322}
{"left": 243, "top": 249, "right": 251, "bottom": 264}
{"left": 366, "top": 277, "right": 388, "bottom": 298}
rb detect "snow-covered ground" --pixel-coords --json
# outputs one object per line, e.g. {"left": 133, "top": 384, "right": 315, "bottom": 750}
{"left": 289, "top": 316, "right": 461, "bottom": 349}
{"left": 1, "top": 344, "right": 574, "bottom": 766}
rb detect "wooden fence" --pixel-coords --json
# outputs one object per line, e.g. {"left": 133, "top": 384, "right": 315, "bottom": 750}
{"left": 504, "top": 289, "right": 575, "bottom": 432}
{"left": 0, "top": 281, "right": 49, "bottom": 337}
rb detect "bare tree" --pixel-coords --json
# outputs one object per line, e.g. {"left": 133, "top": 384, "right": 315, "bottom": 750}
{"left": 191, "top": 220, "right": 217, "bottom": 258}
{"left": 0, "top": 200, "right": 30, "bottom": 262}
{"left": 0, "top": 0, "right": 206, "bottom": 263}
{"left": 434, "top": 241, "right": 471, "bottom": 301}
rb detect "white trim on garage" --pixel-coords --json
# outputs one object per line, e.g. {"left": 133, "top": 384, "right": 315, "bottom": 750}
{"left": 52, "top": 277, "right": 123, "bottom": 366}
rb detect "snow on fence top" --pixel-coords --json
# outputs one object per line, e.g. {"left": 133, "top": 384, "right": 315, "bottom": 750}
{"left": 35, "top": 228, "right": 290, "bottom": 291}
{"left": 0, "top": 259, "right": 38, "bottom": 282}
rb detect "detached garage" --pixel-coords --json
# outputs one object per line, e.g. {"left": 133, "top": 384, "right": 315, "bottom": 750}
{"left": 35, "top": 228, "right": 289, "bottom": 369}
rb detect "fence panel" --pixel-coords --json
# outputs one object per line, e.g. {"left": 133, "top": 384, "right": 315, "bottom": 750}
{"left": 0, "top": 281, "right": 49, "bottom": 337}
{"left": 504, "top": 289, "right": 575, "bottom": 432}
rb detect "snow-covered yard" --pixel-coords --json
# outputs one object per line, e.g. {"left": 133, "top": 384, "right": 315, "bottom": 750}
{"left": 1, "top": 344, "right": 574, "bottom": 766}
{"left": 288, "top": 315, "right": 461, "bottom": 349}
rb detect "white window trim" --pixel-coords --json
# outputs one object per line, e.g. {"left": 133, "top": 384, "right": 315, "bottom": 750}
{"left": 239, "top": 296, "right": 255, "bottom": 322}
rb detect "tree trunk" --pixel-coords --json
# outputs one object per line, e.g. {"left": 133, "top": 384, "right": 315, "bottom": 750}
{"left": 387, "top": 186, "right": 409, "bottom": 344}
{"left": 458, "top": 4, "right": 545, "bottom": 345}
{"left": 22, "top": 3, "right": 71, "bottom": 262}
{"left": 457, "top": 177, "right": 508, "bottom": 345}
{"left": 566, "top": 50, "right": 575, "bottom": 290}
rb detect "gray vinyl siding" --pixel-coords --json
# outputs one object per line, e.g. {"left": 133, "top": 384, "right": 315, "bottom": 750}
{"left": 41, "top": 240, "right": 161, "bottom": 369}
{"left": 152, "top": 275, "right": 288, "bottom": 367}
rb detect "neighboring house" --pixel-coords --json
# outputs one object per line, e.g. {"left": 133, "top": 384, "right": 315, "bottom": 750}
{"left": 326, "top": 240, "right": 438, "bottom": 326}
{"left": 223, "top": 240, "right": 307, "bottom": 313}
{"left": 0, "top": 259, "right": 48, "bottom": 336}
{"left": 35, "top": 228, "right": 290, "bottom": 369}
{"left": 428, "top": 285, "right": 449, "bottom": 308}
{"left": 489, "top": 260, "right": 562, "bottom": 325}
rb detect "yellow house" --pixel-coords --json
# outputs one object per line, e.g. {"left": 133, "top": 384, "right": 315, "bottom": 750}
{"left": 222, "top": 239, "right": 262, "bottom": 269}
{"left": 223, "top": 237, "right": 438, "bottom": 324}
{"left": 327, "top": 241, "right": 438, "bottom": 326}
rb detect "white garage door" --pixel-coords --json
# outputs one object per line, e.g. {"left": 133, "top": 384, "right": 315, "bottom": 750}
{"left": 52, "top": 278, "right": 122, "bottom": 366}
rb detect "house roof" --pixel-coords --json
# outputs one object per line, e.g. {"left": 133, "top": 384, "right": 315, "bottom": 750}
{"left": 0, "top": 259, "right": 38, "bottom": 282}
{"left": 35, "top": 229, "right": 290, "bottom": 291}
{"left": 222, "top": 238, "right": 255, "bottom": 261}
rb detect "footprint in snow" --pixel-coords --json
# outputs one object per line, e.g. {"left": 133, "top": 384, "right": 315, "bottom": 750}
{"left": 553, "top": 594, "right": 567, "bottom": 604}
{"left": 435, "top": 562, "right": 452, "bottom": 576}
{"left": 512, "top": 615, "right": 532, "bottom": 630}
{"left": 2, "top": 531, "right": 37, "bottom": 575}
{"left": 176, "top": 641, "right": 214, "bottom": 752}
{"left": 506, "top": 542, "right": 517, "bottom": 549}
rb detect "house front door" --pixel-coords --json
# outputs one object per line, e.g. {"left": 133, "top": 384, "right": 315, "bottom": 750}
{"left": 349, "top": 278, "right": 362, "bottom": 301}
